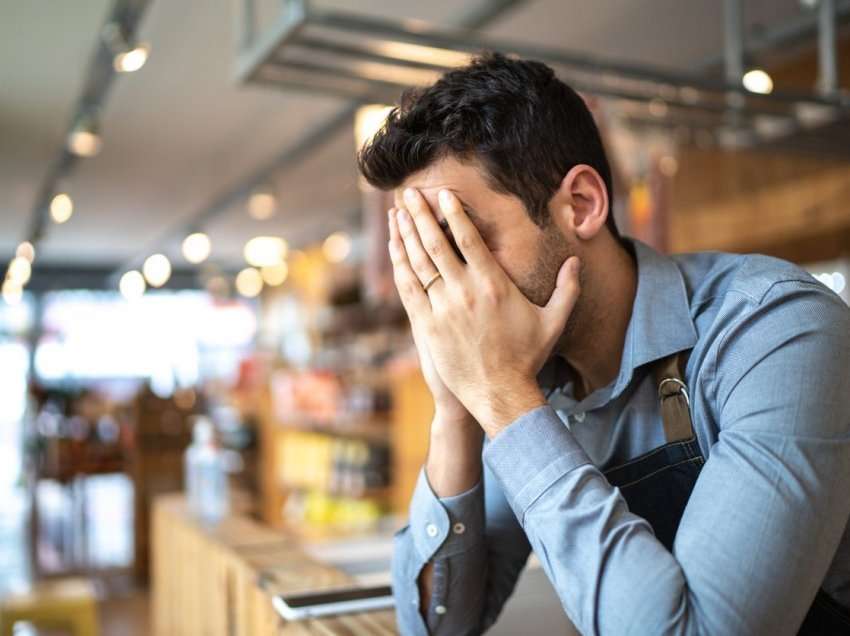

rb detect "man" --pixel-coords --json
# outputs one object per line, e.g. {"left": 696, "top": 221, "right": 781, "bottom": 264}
{"left": 357, "top": 53, "right": 850, "bottom": 635}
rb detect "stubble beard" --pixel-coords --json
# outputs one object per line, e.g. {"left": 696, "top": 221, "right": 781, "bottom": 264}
{"left": 519, "top": 225, "right": 586, "bottom": 355}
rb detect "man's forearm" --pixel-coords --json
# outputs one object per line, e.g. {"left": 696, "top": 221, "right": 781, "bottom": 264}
{"left": 426, "top": 413, "right": 484, "bottom": 496}
{"left": 418, "top": 413, "right": 484, "bottom": 617}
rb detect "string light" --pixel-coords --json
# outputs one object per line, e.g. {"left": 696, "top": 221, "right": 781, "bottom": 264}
{"left": 119, "top": 270, "right": 146, "bottom": 300}
{"left": 50, "top": 193, "right": 74, "bottom": 224}
{"left": 182, "top": 232, "right": 211, "bottom": 264}
{"left": 261, "top": 262, "right": 288, "bottom": 286}
{"left": 235, "top": 267, "right": 263, "bottom": 298}
{"left": 248, "top": 188, "right": 277, "bottom": 220}
{"left": 244, "top": 236, "right": 287, "bottom": 267}
{"left": 323, "top": 232, "right": 352, "bottom": 263}
{"left": 7, "top": 257, "right": 31, "bottom": 286}
{"left": 143, "top": 254, "right": 172, "bottom": 287}
{"left": 15, "top": 242, "right": 35, "bottom": 263}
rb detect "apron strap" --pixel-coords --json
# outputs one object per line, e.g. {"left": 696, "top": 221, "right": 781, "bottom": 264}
{"left": 653, "top": 351, "right": 695, "bottom": 443}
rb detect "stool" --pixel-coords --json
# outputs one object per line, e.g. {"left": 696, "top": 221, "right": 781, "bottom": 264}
{"left": 0, "top": 578, "right": 99, "bottom": 636}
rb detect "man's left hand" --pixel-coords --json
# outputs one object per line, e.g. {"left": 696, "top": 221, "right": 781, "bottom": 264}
{"left": 388, "top": 187, "right": 581, "bottom": 437}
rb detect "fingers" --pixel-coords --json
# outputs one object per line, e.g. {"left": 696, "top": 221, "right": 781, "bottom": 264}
{"left": 541, "top": 256, "right": 581, "bottom": 339}
{"left": 388, "top": 208, "right": 433, "bottom": 322}
{"left": 435, "top": 189, "right": 493, "bottom": 271}
{"left": 395, "top": 207, "right": 443, "bottom": 294}
{"left": 402, "top": 188, "right": 464, "bottom": 280}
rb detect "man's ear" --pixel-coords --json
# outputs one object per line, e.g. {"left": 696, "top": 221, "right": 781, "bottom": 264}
{"left": 554, "top": 164, "right": 609, "bottom": 241}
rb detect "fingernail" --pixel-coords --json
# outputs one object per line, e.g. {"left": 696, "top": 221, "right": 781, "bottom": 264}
{"left": 438, "top": 189, "right": 451, "bottom": 206}
{"left": 398, "top": 209, "right": 410, "bottom": 225}
{"left": 570, "top": 257, "right": 580, "bottom": 273}
{"left": 403, "top": 188, "right": 416, "bottom": 203}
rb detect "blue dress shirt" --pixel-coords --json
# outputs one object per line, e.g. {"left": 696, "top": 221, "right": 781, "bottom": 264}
{"left": 391, "top": 238, "right": 850, "bottom": 635}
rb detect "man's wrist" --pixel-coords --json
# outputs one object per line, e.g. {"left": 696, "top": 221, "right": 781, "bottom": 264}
{"left": 426, "top": 414, "right": 483, "bottom": 497}
{"left": 476, "top": 379, "right": 547, "bottom": 438}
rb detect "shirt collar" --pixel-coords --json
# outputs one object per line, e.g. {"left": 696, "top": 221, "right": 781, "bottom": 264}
{"left": 539, "top": 237, "right": 697, "bottom": 408}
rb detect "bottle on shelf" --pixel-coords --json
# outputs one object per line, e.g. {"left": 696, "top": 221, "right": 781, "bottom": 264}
{"left": 184, "top": 416, "right": 229, "bottom": 525}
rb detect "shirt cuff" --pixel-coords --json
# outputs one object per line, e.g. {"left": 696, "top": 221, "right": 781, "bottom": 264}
{"left": 408, "top": 467, "right": 484, "bottom": 561}
{"left": 483, "top": 404, "right": 591, "bottom": 522}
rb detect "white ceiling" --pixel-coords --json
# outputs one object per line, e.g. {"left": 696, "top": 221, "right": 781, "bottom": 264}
{"left": 0, "top": 0, "right": 808, "bottom": 270}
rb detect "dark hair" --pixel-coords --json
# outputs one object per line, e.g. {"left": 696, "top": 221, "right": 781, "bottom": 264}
{"left": 357, "top": 52, "right": 618, "bottom": 237}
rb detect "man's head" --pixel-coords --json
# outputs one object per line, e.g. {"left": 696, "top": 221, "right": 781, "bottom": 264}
{"left": 358, "top": 53, "right": 618, "bottom": 315}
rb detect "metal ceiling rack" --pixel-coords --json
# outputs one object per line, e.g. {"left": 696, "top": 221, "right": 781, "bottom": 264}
{"left": 235, "top": 0, "right": 850, "bottom": 158}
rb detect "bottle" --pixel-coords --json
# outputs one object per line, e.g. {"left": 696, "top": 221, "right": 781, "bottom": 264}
{"left": 184, "top": 416, "right": 229, "bottom": 525}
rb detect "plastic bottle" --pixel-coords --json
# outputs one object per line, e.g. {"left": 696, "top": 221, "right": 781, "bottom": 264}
{"left": 184, "top": 416, "right": 229, "bottom": 525}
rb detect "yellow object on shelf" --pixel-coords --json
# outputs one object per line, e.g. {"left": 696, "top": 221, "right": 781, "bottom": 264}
{"left": 0, "top": 578, "right": 99, "bottom": 636}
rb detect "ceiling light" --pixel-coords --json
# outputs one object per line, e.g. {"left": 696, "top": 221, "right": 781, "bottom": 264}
{"left": 182, "top": 232, "right": 211, "bottom": 264}
{"left": 119, "top": 270, "right": 146, "bottom": 300}
{"left": 355, "top": 104, "right": 394, "bottom": 150}
{"left": 248, "top": 188, "right": 277, "bottom": 220}
{"left": 50, "top": 193, "right": 74, "bottom": 224}
{"left": 742, "top": 69, "right": 773, "bottom": 95}
{"left": 235, "top": 268, "right": 263, "bottom": 298}
{"left": 261, "top": 262, "right": 288, "bottom": 286}
{"left": 323, "top": 232, "right": 352, "bottom": 263}
{"left": 244, "top": 236, "right": 287, "bottom": 267}
{"left": 7, "top": 257, "right": 31, "bottom": 286}
{"left": 16, "top": 242, "right": 35, "bottom": 263}
{"left": 67, "top": 116, "right": 102, "bottom": 157}
{"left": 114, "top": 43, "right": 149, "bottom": 73}
{"left": 143, "top": 253, "right": 172, "bottom": 287}
{"left": 2, "top": 280, "right": 22, "bottom": 306}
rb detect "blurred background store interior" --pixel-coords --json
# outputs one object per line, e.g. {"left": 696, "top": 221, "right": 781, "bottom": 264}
{"left": 1, "top": 0, "right": 849, "bottom": 633}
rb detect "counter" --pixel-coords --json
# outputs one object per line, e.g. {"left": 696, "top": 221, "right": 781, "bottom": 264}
{"left": 151, "top": 494, "right": 397, "bottom": 635}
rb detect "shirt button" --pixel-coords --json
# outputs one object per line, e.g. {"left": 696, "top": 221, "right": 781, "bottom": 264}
{"left": 426, "top": 523, "right": 438, "bottom": 538}
{"left": 412, "top": 599, "right": 418, "bottom": 606}
{"left": 452, "top": 522, "right": 465, "bottom": 535}
{"left": 435, "top": 605, "right": 447, "bottom": 615}
{"left": 573, "top": 411, "right": 586, "bottom": 423}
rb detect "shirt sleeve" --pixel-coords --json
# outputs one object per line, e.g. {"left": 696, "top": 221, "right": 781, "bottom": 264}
{"left": 392, "top": 462, "right": 531, "bottom": 634}
{"left": 482, "top": 280, "right": 850, "bottom": 635}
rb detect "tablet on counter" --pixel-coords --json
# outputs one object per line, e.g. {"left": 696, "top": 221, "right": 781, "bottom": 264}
{"left": 272, "top": 585, "right": 395, "bottom": 621}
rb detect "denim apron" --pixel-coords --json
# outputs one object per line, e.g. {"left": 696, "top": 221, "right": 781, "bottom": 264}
{"left": 601, "top": 351, "right": 850, "bottom": 634}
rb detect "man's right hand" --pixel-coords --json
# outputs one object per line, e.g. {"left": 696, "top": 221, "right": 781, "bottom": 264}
{"left": 391, "top": 204, "right": 471, "bottom": 426}
{"left": 390, "top": 207, "right": 484, "bottom": 497}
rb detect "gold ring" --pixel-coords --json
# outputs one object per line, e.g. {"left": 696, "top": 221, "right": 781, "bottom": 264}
{"left": 423, "top": 272, "right": 442, "bottom": 292}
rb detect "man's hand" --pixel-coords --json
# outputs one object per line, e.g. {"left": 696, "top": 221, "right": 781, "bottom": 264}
{"left": 388, "top": 207, "right": 473, "bottom": 428}
{"left": 388, "top": 187, "right": 581, "bottom": 437}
